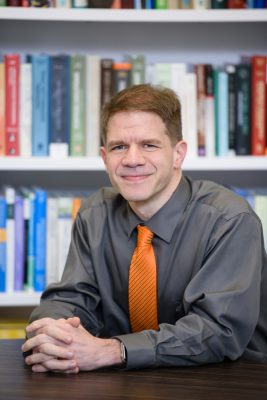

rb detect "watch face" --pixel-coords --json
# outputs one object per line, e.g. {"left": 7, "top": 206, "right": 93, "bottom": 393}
{"left": 89, "top": 0, "right": 114, "bottom": 7}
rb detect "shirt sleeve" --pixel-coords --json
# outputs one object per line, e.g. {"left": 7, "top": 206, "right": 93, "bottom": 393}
{"left": 29, "top": 212, "right": 104, "bottom": 337}
{"left": 116, "top": 211, "right": 264, "bottom": 369}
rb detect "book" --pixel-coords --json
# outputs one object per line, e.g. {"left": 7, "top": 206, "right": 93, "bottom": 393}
{"left": 0, "top": 320, "right": 27, "bottom": 339}
{"left": 34, "top": 188, "right": 47, "bottom": 292}
{"left": 225, "top": 64, "right": 237, "bottom": 155}
{"left": 72, "top": 0, "right": 88, "bottom": 6}
{"left": 32, "top": 54, "right": 50, "bottom": 156}
{"left": 49, "top": 55, "right": 71, "bottom": 158}
{"left": 20, "top": 60, "right": 32, "bottom": 158}
{"left": 154, "top": 0, "right": 168, "bottom": 7}
{"left": 14, "top": 195, "right": 24, "bottom": 291}
{"left": 0, "top": 59, "right": 5, "bottom": 156}
{"left": 46, "top": 194, "right": 59, "bottom": 285}
{"left": 70, "top": 55, "right": 86, "bottom": 157}
{"left": 120, "top": 0, "right": 134, "bottom": 6}
{"left": 167, "top": 0, "right": 179, "bottom": 7}
{"left": 213, "top": 69, "right": 229, "bottom": 156}
{"left": 89, "top": 0, "right": 114, "bottom": 6}
{"left": 4, "top": 54, "right": 20, "bottom": 156}
{"left": 5, "top": 186, "right": 15, "bottom": 292}
{"left": 227, "top": 0, "right": 245, "bottom": 6}
{"left": 204, "top": 64, "right": 215, "bottom": 158}
{"left": 129, "top": 55, "right": 146, "bottom": 86}
{"left": 235, "top": 64, "right": 251, "bottom": 155}
{"left": 195, "top": 64, "right": 206, "bottom": 156}
{"left": 86, "top": 55, "right": 101, "bottom": 157}
{"left": 211, "top": 0, "right": 227, "bottom": 7}
{"left": 192, "top": 0, "right": 210, "bottom": 8}
{"left": 184, "top": 72, "right": 198, "bottom": 158}
{"left": 101, "top": 59, "right": 114, "bottom": 108}
{"left": 56, "top": 0, "right": 71, "bottom": 6}
{"left": 57, "top": 196, "right": 73, "bottom": 281}
{"left": 113, "top": 62, "right": 131, "bottom": 94}
{"left": 0, "top": 195, "right": 7, "bottom": 292}
{"left": 251, "top": 55, "right": 266, "bottom": 156}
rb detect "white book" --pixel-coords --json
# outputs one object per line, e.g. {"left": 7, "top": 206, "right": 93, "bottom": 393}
{"left": 171, "top": 63, "right": 187, "bottom": 145}
{"left": 153, "top": 63, "right": 172, "bottom": 88}
{"left": 46, "top": 196, "right": 59, "bottom": 286}
{"left": 20, "top": 63, "right": 32, "bottom": 158}
{"left": 184, "top": 73, "right": 198, "bottom": 158}
{"left": 56, "top": 0, "right": 71, "bottom": 7}
{"left": 192, "top": 0, "right": 210, "bottom": 8}
{"left": 57, "top": 196, "right": 73, "bottom": 281}
{"left": 86, "top": 55, "right": 101, "bottom": 157}
{"left": 4, "top": 187, "right": 15, "bottom": 293}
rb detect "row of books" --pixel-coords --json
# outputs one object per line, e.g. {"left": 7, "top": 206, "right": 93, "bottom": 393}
{"left": 2, "top": 0, "right": 267, "bottom": 9}
{"left": 0, "top": 52, "right": 266, "bottom": 159}
{"left": 0, "top": 186, "right": 94, "bottom": 293}
{"left": 0, "top": 185, "right": 266, "bottom": 295}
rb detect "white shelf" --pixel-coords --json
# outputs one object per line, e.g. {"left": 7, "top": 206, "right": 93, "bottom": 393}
{"left": 0, "top": 8, "right": 267, "bottom": 23}
{"left": 0, "top": 156, "right": 266, "bottom": 171}
{"left": 0, "top": 292, "right": 41, "bottom": 306}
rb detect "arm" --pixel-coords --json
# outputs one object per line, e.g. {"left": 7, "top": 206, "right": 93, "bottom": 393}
{"left": 116, "top": 212, "right": 264, "bottom": 369}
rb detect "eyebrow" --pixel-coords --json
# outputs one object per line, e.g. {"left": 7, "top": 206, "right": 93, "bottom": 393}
{"left": 107, "top": 138, "right": 163, "bottom": 149}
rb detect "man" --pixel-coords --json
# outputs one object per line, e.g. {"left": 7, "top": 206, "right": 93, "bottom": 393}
{"left": 22, "top": 84, "right": 267, "bottom": 373}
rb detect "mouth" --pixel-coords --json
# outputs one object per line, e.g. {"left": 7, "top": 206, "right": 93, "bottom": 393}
{"left": 121, "top": 174, "right": 151, "bottom": 182}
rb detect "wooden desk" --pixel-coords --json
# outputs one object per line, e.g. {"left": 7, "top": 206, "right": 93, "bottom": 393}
{"left": 1, "top": 339, "right": 267, "bottom": 400}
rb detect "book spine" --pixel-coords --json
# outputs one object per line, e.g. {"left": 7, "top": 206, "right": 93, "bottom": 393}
{"left": 227, "top": 0, "right": 245, "bottom": 6}
{"left": 204, "top": 64, "right": 215, "bottom": 157}
{"left": 235, "top": 64, "right": 251, "bottom": 155}
{"left": 217, "top": 71, "right": 229, "bottom": 156}
{"left": 70, "top": 55, "right": 86, "bottom": 156}
{"left": 113, "top": 62, "right": 131, "bottom": 94}
{"left": 211, "top": 0, "right": 227, "bottom": 7}
{"left": 57, "top": 197, "right": 73, "bottom": 280}
{"left": 167, "top": 0, "right": 179, "bottom": 8}
{"left": 226, "top": 64, "right": 237, "bottom": 155}
{"left": 49, "top": 55, "right": 71, "bottom": 158}
{"left": 4, "top": 54, "right": 20, "bottom": 156}
{"left": 251, "top": 56, "right": 266, "bottom": 155}
{"left": 195, "top": 64, "right": 206, "bottom": 156}
{"left": 72, "top": 0, "right": 88, "bottom": 6}
{"left": 154, "top": 0, "right": 168, "bottom": 7}
{"left": 120, "top": 0, "right": 134, "bottom": 6}
{"left": 86, "top": 55, "right": 101, "bottom": 157}
{"left": 27, "top": 191, "right": 36, "bottom": 291}
{"left": 101, "top": 59, "right": 114, "bottom": 108}
{"left": 0, "top": 61, "right": 5, "bottom": 156}
{"left": 32, "top": 55, "right": 50, "bottom": 156}
{"left": 0, "top": 197, "right": 7, "bottom": 293}
{"left": 184, "top": 72, "right": 198, "bottom": 158}
{"left": 5, "top": 187, "right": 15, "bottom": 292}
{"left": 20, "top": 62, "right": 32, "bottom": 158}
{"left": 130, "top": 55, "right": 146, "bottom": 86}
{"left": 22, "top": 192, "right": 30, "bottom": 290}
{"left": 46, "top": 196, "right": 59, "bottom": 285}
{"left": 34, "top": 189, "right": 47, "bottom": 292}
{"left": 14, "top": 195, "right": 24, "bottom": 291}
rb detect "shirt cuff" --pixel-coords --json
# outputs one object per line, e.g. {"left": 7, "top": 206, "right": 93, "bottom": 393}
{"left": 115, "top": 332, "right": 156, "bottom": 369}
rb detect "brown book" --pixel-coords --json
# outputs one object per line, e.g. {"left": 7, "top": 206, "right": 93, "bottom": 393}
{"left": 251, "top": 55, "right": 267, "bottom": 156}
{"left": 101, "top": 59, "right": 114, "bottom": 108}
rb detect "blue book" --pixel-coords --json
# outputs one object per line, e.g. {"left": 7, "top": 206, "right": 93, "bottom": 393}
{"left": 34, "top": 189, "right": 47, "bottom": 292}
{"left": 32, "top": 54, "right": 50, "bottom": 156}
{"left": 214, "top": 70, "right": 229, "bottom": 156}
{"left": 253, "top": 0, "right": 264, "bottom": 7}
{"left": 49, "top": 55, "right": 71, "bottom": 158}
{"left": 0, "top": 196, "right": 7, "bottom": 292}
{"left": 14, "top": 195, "right": 25, "bottom": 291}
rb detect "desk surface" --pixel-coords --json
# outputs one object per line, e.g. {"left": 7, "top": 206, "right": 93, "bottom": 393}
{"left": 1, "top": 339, "right": 267, "bottom": 400}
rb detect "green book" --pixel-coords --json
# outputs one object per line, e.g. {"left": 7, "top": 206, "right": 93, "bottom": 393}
{"left": 70, "top": 55, "right": 86, "bottom": 157}
{"left": 0, "top": 0, "right": 7, "bottom": 5}
{"left": 155, "top": 0, "right": 168, "bottom": 8}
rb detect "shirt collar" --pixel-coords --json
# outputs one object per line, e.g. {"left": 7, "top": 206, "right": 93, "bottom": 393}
{"left": 126, "top": 175, "right": 192, "bottom": 243}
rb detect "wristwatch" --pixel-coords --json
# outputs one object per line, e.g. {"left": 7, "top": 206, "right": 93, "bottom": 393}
{"left": 120, "top": 341, "right": 127, "bottom": 366}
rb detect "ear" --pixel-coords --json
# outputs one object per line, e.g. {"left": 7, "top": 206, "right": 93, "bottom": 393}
{"left": 173, "top": 140, "right": 187, "bottom": 169}
{"left": 100, "top": 146, "right": 108, "bottom": 169}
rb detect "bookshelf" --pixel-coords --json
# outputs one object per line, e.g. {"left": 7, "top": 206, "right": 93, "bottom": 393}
{"left": 0, "top": 8, "right": 266, "bottom": 309}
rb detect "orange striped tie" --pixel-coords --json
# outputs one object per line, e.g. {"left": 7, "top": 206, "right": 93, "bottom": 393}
{"left": 129, "top": 224, "right": 159, "bottom": 332}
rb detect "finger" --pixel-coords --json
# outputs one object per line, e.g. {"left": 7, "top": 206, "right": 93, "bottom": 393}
{"left": 32, "top": 364, "right": 79, "bottom": 374}
{"left": 25, "top": 346, "right": 74, "bottom": 365}
{"left": 66, "top": 317, "right": 80, "bottom": 328}
{"left": 26, "top": 318, "right": 55, "bottom": 334}
{"left": 35, "top": 324, "right": 73, "bottom": 344}
{"left": 42, "top": 358, "right": 77, "bottom": 372}
{"left": 22, "top": 333, "right": 66, "bottom": 353}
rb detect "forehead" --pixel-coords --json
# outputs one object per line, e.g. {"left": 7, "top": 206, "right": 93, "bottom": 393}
{"left": 106, "top": 111, "right": 167, "bottom": 141}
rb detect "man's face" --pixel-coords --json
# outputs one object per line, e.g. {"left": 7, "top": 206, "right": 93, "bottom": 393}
{"left": 101, "top": 111, "right": 186, "bottom": 216}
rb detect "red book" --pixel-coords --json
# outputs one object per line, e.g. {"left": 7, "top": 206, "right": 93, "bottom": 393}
{"left": 227, "top": 0, "right": 245, "bottom": 7}
{"left": 0, "top": 61, "right": 5, "bottom": 156}
{"left": 121, "top": 0, "right": 134, "bottom": 7}
{"left": 251, "top": 55, "right": 267, "bottom": 156}
{"left": 4, "top": 54, "right": 20, "bottom": 156}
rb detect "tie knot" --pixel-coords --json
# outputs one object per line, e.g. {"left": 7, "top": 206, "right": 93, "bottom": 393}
{"left": 137, "top": 224, "right": 154, "bottom": 247}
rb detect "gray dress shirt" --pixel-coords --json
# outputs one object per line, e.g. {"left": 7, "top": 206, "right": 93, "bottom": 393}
{"left": 30, "top": 175, "right": 267, "bottom": 368}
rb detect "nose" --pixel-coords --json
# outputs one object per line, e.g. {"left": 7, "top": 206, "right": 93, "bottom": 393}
{"left": 121, "top": 146, "right": 145, "bottom": 167}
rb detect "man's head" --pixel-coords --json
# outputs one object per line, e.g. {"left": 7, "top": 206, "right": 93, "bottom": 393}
{"left": 100, "top": 84, "right": 186, "bottom": 220}
{"left": 101, "top": 84, "right": 182, "bottom": 146}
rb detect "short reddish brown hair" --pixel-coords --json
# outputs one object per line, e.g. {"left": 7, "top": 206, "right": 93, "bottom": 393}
{"left": 101, "top": 84, "right": 182, "bottom": 145}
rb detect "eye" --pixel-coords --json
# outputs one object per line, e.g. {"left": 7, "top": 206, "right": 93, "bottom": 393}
{"left": 110, "top": 144, "right": 127, "bottom": 151}
{"left": 143, "top": 143, "right": 158, "bottom": 150}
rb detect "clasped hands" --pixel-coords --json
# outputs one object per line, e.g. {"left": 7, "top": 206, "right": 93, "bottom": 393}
{"left": 21, "top": 317, "right": 122, "bottom": 374}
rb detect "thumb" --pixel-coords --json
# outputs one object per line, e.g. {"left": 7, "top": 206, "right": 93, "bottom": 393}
{"left": 66, "top": 316, "right": 81, "bottom": 328}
